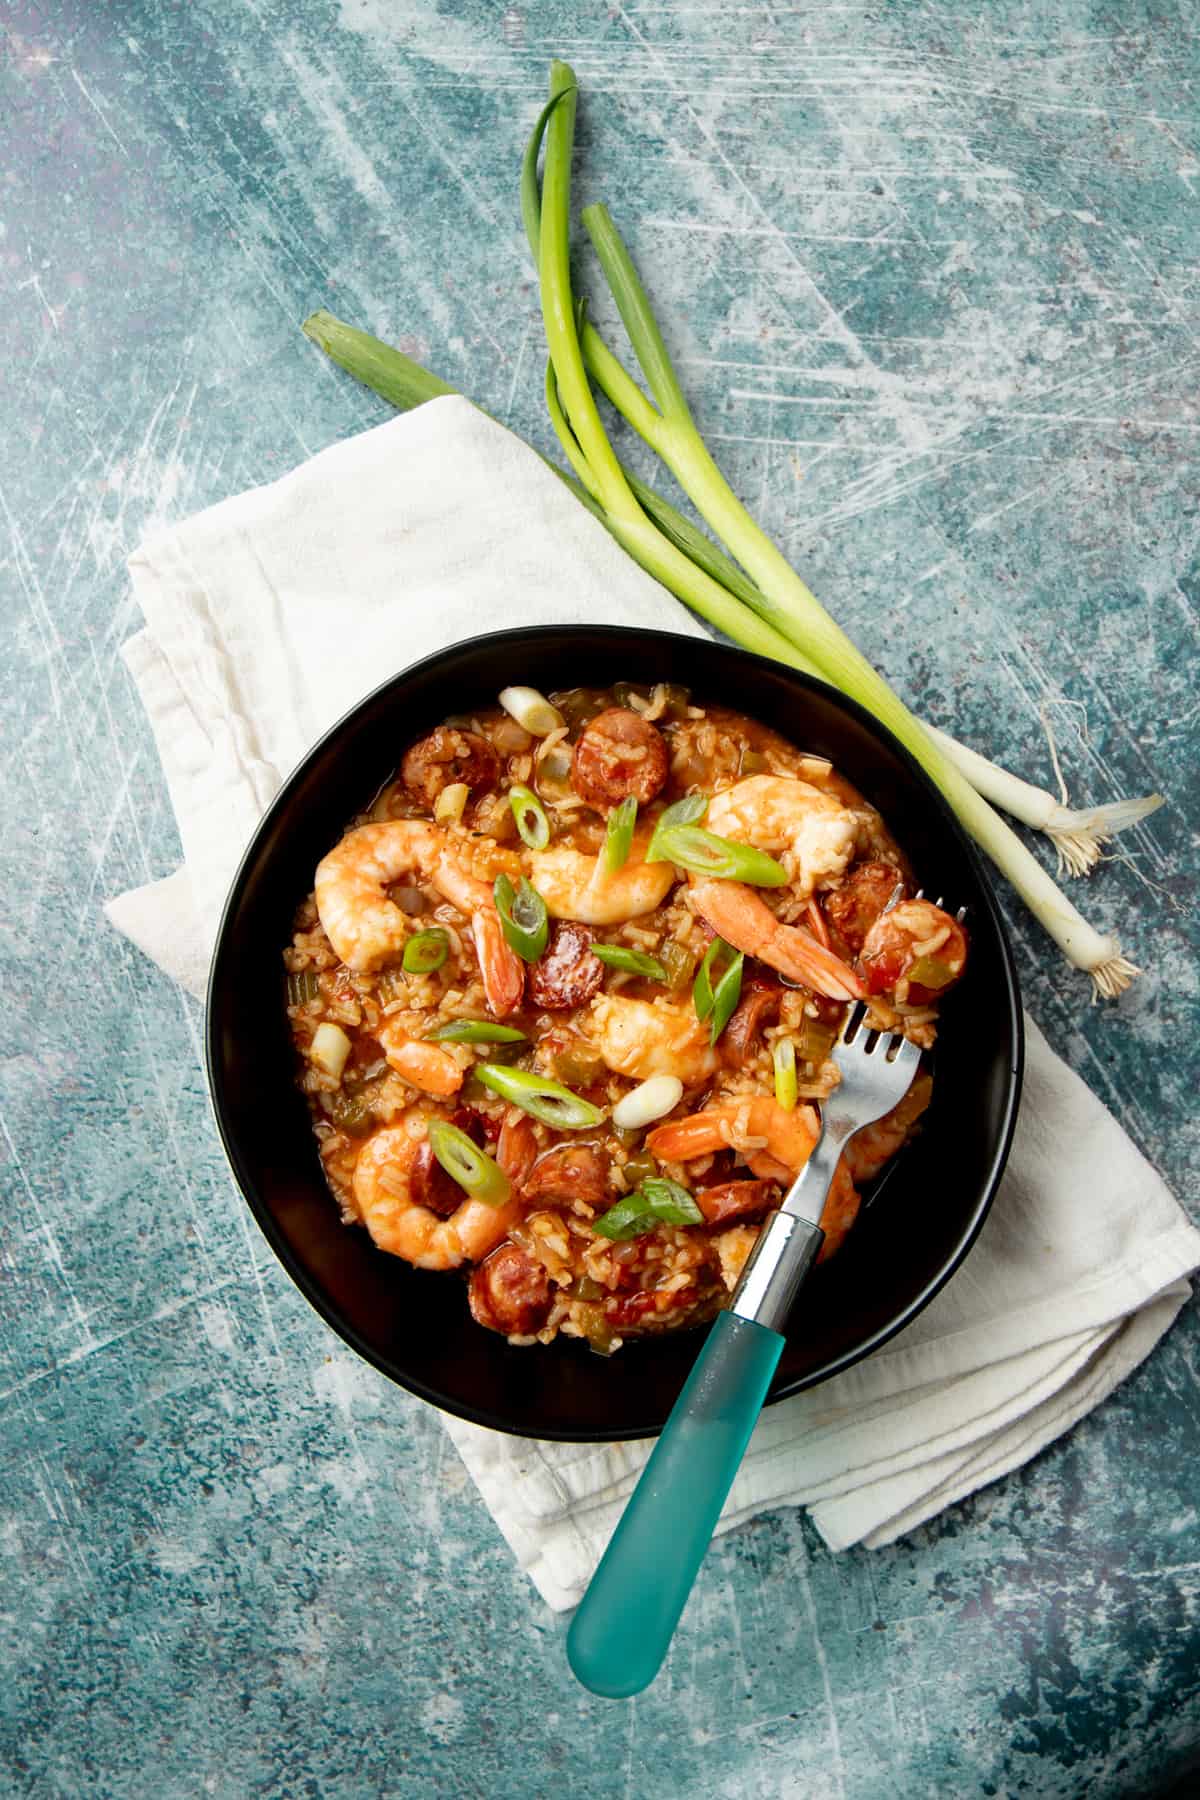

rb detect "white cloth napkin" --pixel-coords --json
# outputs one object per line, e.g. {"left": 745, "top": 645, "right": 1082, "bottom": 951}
{"left": 107, "top": 397, "right": 1200, "bottom": 1611}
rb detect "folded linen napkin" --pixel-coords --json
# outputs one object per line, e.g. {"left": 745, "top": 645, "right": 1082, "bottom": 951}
{"left": 107, "top": 397, "right": 1200, "bottom": 1611}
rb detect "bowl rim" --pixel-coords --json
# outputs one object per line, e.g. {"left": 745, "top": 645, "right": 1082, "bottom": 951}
{"left": 206, "top": 623, "right": 1024, "bottom": 1440}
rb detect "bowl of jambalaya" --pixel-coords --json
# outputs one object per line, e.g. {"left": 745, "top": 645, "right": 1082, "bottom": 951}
{"left": 206, "top": 625, "right": 1022, "bottom": 1441}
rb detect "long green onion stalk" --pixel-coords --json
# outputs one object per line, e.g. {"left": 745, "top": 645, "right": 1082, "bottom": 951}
{"left": 301, "top": 307, "right": 1156, "bottom": 883}
{"left": 299, "top": 62, "right": 1163, "bottom": 996}
{"left": 523, "top": 61, "right": 1150, "bottom": 997}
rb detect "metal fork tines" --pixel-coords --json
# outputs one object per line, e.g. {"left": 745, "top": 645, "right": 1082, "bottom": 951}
{"left": 730, "top": 1006, "right": 922, "bottom": 1331}
{"left": 787, "top": 1006, "right": 924, "bottom": 1211}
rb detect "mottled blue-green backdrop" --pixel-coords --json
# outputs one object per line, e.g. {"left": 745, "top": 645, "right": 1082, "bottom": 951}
{"left": 2, "top": 1, "right": 1198, "bottom": 1794}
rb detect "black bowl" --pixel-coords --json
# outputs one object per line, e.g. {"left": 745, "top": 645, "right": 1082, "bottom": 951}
{"left": 207, "top": 626, "right": 1022, "bottom": 1441}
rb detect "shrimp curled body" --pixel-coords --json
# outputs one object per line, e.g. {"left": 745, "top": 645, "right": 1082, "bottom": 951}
{"left": 315, "top": 821, "right": 524, "bottom": 1016}
{"left": 528, "top": 843, "right": 675, "bottom": 925}
{"left": 352, "top": 1111, "right": 521, "bottom": 1270}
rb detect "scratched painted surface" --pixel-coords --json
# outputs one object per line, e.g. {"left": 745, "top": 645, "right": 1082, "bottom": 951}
{"left": 2, "top": 0, "right": 1198, "bottom": 1793}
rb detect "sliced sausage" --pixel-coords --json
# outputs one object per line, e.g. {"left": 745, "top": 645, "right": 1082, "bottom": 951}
{"left": 720, "top": 973, "right": 782, "bottom": 1068}
{"left": 523, "top": 1143, "right": 610, "bottom": 1208}
{"left": 496, "top": 1114, "right": 538, "bottom": 1191}
{"left": 824, "top": 860, "right": 905, "bottom": 956}
{"left": 468, "top": 1242, "right": 552, "bottom": 1336}
{"left": 401, "top": 727, "right": 500, "bottom": 809}
{"left": 571, "top": 708, "right": 669, "bottom": 810}
{"left": 694, "top": 1179, "right": 778, "bottom": 1227}
{"left": 528, "top": 922, "right": 604, "bottom": 1012}
{"left": 859, "top": 900, "right": 969, "bottom": 1003}
{"left": 411, "top": 1111, "right": 485, "bottom": 1217}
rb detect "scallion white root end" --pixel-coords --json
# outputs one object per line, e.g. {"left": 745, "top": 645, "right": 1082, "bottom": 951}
{"left": 1089, "top": 951, "right": 1141, "bottom": 1002}
{"left": 1045, "top": 795, "right": 1166, "bottom": 878}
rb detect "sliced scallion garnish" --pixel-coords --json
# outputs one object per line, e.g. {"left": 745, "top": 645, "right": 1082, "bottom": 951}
{"left": 402, "top": 928, "right": 450, "bottom": 974}
{"left": 602, "top": 795, "right": 638, "bottom": 873}
{"left": 510, "top": 783, "right": 551, "bottom": 851}
{"left": 493, "top": 874, "right": 549, "bottom": 963}
{"left": 647, "top": 824, "right": 787, "bottom": 886}
{"left": 773, "top": 1037, "right": 798, "bottom": 1111}
{"left": 592, "top": 1176, "right": 703, "bottom": 1240}
{"left": 426, "top": 1120, "right": 511, "bottom": 1207}
{"left": 476, "top": 1063, "right": 604, "bottom": 1129}
{"left": 693, "top": 937, "right": 744, "bottom": 1044}
{"left": 591, "top": 944, "right": 666, "bottom": 981}
{"left": 426, "top": 1019, "right": 528, "bottom": 1045}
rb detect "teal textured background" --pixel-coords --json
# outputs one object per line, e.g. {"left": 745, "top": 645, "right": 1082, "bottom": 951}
{"left": 2, "top": 1, "right": 1198, "bottom": 1794}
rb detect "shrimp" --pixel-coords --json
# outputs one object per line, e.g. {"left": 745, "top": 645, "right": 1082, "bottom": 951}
{"left": 377, "top": 1020, "right": 463, "bottom": 1097}
{"left": 690, "top": 878, "right": 867, "bottom": 1001}
{"left": 352, "top": 1109, "right": 521, "bottom": 1270}
{"left": 706, "top": 775, "right": 859, "bottom": 899}
{"left": 528, "top": 843, "right": 676, "bottom": 926}
{"left": 315, "top": 821, "right": 524, "bottom": 1016}
{"left": 586, "top": 993, "right": 718, "bottom": 1085}
{"left": 647, "top": 1096, "right": 861, "bottom": 1259}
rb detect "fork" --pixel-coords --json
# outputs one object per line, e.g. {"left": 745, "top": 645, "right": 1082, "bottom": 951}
{"left": 567, "top": 1007, "right": 922, "bottom": 1698}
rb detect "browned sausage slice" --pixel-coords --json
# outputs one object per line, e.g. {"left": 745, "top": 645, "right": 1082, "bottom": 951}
{"left": 571, "top": 708, "right": 669, "bottom": 810}
{"left": 468, "top": 1242, "right": 553, "bottom": 1336}
{"left": 523, "top": 1143, "right": 610, "bottom": 1208}
{"left": 401, "top": 727, "right": 500, "bottom": 808}
{"left": 694, "top": 1179, "right": 778, "bottom": 1226}
{"left": 528, "top": 922, "right": 604, "bottom": 1011}
{"left": 824, "top": 861, "right": 904, "bottom": 956}
{"left": 720, "top": 974, "right": 782, "bottom": 1068}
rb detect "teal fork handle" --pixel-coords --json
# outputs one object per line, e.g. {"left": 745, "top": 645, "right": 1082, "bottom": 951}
{"left": 566, "top": 1309, "right": 785, "bottom": 1698}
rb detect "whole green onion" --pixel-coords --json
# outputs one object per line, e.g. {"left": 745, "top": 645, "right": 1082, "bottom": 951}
{"left": 494, "top": 874, "right": 550, "bottom": 962}
{"left": 648, "top": 824, "right": 787, "bottom": 886}
{"left": 773, "top": 1037, "right": 798, "bottom": 1111}
{"left": 426, "top": 1019, "right": 528, "bottom": 1045}
{"left": 602, "top": 795, "right": 638, "bottom": 872}
{"left": 476, "top": 1063, "right": 605, "bottom": 1129}
{"left": 426, "top": 1120, "right": 512, "bottom": 1206}
{"left": 591, "top": 944, "right": 667, "bottom": 981}
{"left": 402, "top": 928, "right": 450, "bottom": 974}
{"left": 510, "top": 783, "right": 551, "bottom": 851}
{"left": 593, "top": 1176, "right": 703, "bottom": 1240}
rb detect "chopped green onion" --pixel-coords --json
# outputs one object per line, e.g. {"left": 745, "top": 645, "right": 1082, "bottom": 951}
{"left": 602, "top": 795, "right": 638, "bottom": 872}
{"left": 510, "top": 783, "right": 551, "bottom": 851}
{"left": 648, "top": 824, "right": 787, "bottom": 886}
{"left": 286, "top": 969, "right": 321, "bottom": 1005}
{"left": 646, "top": 792, "right": 708, "bottom": 861}
{"left": 493, "top": 874, "right": 550, "bottom": 962}
{"left": 591, "top": 944, "right": 667, "bottom": 981}
{"left": 693, "top": 936, "right": 736, "bottom": 1021}
{"left": 476, "top": 1063, "right": 605, "bottom": 1129}
{"left": 499, "top": 684, "right": 564, "bottom": 737}
{"left": 426, "top": 1120, "right": 512, "bottom": 1207}
{"left": 708, "top": 953, "right": 744, "bottom": 1045}
{"left": 694, "top": 937, "right": 744, "bottom": 1044}
{"left": 426, "top": 1019, "right": 528, "bottom": 1045}
{"left": 773, "top": 1037, "right": 798, "bottom": 1111}
{"left": 593, "top": 1176, "right": 703, "bottom": 1240}
{"left": 402, "top": 928, "right": 449, "bottom": 974}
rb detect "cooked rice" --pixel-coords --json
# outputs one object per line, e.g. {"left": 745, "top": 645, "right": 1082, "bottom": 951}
{"left": 284, "top": 684, "right": 954, "bottom": 1352}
